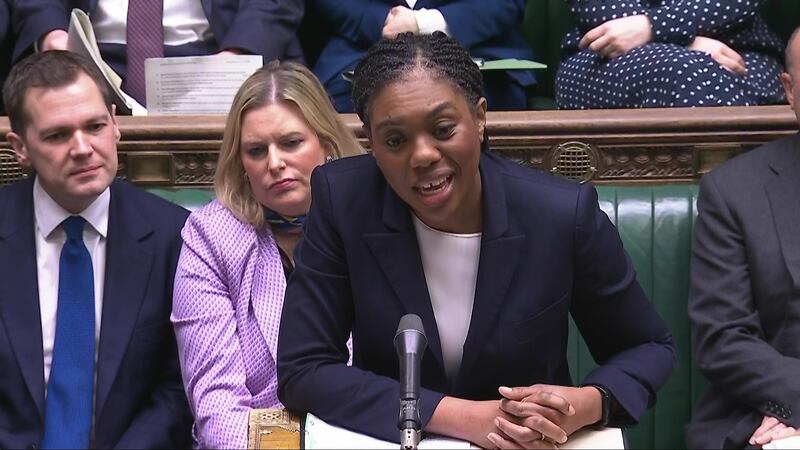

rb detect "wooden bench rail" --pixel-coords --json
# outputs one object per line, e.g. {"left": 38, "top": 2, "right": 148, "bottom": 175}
{"left": 1, "top": 105, "right": 797, "bottom": 186}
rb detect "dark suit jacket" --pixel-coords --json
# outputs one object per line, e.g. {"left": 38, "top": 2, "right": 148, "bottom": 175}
{"left": 11, "top": 0, "right": 304, "bottom": 64}
{"left": 0, "top": 178, "right": 192, "bottom": 448}
{"left": 687, "top": 134, "right": 800, "bottom": 449}
{"left": 0, "top": 0, "right": 11, "bottom": 114}
{"left": 310, "top": 0, "right": 536, "bottom": 92}
{"left": 278, "top": 151, "right": 676, "bottom": 442}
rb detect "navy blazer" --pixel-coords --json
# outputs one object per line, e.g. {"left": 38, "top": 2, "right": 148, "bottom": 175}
{"left": 277, "top": 151, "right": 676, "bottom": 442}
{"left": 0, "top": 178, "right": 192, "bottom": 448}
{"left": 11, "top": 0, "right": 304, "bottom": 63}
{"left": 311, "top": 0, "right": 536, "bottom": 92}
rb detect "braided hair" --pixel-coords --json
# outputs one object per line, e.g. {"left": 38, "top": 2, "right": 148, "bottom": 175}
{"left": 352, "top": 31, "right": 484, "bottom": 130}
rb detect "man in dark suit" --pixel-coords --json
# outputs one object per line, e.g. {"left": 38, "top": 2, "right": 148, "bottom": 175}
{"left": 309, "top": 0, "right": 536, "bottom": 112}
{"left": 0, "top": 50, "right": 191, "bottom": 448}
{"left": 10, "top": 0, "right": 304, "bottom": 104}
{"left": 687, "top": 27, "right": 800, "bottom": 449}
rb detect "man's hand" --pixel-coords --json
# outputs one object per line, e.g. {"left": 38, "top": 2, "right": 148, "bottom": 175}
{"left": 39, "top": 29, "right": 69, "bottom": 51}
{"left": 382, "top": 6, "right": 419, "bottom": 39}
{"left": 749, "top": 415, "right": 798, "bottom": 447}
{"left": 688, "top": 36, "right": 747, "bottom": 76}
{"left": 579, "top": 15, "right": 652, "bottom": 59}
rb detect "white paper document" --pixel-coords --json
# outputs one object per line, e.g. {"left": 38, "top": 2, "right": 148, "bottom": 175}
{"left": 304, "top": 413, "right": 625, "bottom": 449}
{"left": 145, "top": 55, "right": 262, "bottom": 115}
{"left": 67, "top": 8, "right": 145, "bottom": 115}
{"left": 764, "top": 436, "right": 800, "bottom": 449}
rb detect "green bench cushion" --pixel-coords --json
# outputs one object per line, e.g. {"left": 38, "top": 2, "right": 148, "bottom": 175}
{"left": 579, "top": 185, "right": 706, "bottom": 449}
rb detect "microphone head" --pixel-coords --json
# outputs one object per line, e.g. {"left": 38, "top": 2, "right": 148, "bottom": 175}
{"left": 394, "top": 314, "right": 427, "bottom": 352}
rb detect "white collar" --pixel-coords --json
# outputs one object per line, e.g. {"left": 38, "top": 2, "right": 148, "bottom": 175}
{"left": 33, "top": 177, "right": 111, "bottom": 239}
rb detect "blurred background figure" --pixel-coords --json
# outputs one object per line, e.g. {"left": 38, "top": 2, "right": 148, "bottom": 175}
{"left": 12, "top": 0, "right": 305, "bottom": 105}
{"left": 556, "top": 0, "right": 786, "bottom": 108}
{"left": 305, "top": 0, "right": 537, "bottom": 112}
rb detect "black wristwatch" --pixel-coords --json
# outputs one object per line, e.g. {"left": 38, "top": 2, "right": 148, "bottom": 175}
{"left": 587, "top": 384, "right": 612, "bottom": 427}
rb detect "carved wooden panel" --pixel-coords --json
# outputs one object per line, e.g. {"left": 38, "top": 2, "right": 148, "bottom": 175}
{"left": 0, "top": 105, "right": 796, "bottom": 186}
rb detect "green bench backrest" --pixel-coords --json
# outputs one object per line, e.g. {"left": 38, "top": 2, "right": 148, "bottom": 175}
{"left": 149, "top": 184, "right": 705, "bottom": 449}
{"left": 586, "top": 185, "right": 705, "bottom": 449}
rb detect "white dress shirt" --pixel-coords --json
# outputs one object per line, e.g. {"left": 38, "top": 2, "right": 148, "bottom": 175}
{"left": 34, "top": 178, "right": 109, "bottom": 386}
{"left": 413, "top": 214, "right": 481, "bottom": 382}
{"left": 92, "top": 0, "right": 213, "bottom": 47}
{"left": 405, "top": 0, "right": 451, "bottom": 36}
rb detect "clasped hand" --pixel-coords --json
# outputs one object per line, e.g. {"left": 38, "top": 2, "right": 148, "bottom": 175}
{"left": 382, "top": 6, "right": 419, "bottom": 39}
{"left": 484, "top": 384, "right": 601, "bottom": 449}
{"left": 579, "top": 15, "right": 652, "bottom": 59}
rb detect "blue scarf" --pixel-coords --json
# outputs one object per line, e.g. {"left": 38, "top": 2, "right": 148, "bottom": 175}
{"left": 265, "top": 209, "right": 306, "bottom": 231}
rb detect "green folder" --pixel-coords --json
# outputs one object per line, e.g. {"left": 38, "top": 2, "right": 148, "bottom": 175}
{"left": 342, "top": 58, "right": 545, "bottom": 82}
{"left": 475, "top": 58, "right": 546, "bottom": 70}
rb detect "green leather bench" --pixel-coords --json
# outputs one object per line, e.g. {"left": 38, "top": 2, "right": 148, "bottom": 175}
{"left": 521, "top": 0, "right": 800, "bottom": 109}
{"left": 591, "top": 185, "right": 703, "bottom": 449}
{"left": 148, "top": 183, "right": 703, "bottom": 449}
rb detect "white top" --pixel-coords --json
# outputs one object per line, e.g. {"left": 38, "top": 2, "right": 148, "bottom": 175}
{"left": 405, "top": 0, "right": 451, "bottom": 36}
{"left": 34, "top": 178, "right": 109, "bottom": 386}
{"left": 92, "top": 0, "right": 214, "bottom": 47}
{"left": 412, "top": 214, "right": 480, "bottom": 382}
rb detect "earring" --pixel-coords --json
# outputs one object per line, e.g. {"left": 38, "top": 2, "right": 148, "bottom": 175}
{"left": 325, "top": 155, "right": 333, "bottom": 163}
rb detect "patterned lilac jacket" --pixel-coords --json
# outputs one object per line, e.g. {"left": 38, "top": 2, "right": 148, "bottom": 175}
{"left": 172, "top": 200, "right": 286, "bottom": 448}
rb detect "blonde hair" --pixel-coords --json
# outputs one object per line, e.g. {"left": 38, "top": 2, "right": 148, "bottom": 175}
{"left": 215, "top": 61, "right": 363, "bottom": 228}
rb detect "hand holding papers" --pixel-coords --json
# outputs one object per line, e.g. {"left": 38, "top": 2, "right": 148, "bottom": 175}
{"left": 67, "top": 8, "right": 144, "bottom": 115}
{"left": 66, "top": 8, "right": 262, "bottom": 116}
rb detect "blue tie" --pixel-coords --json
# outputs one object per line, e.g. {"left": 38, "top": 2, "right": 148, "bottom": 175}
{"left": 42, "top": 216, "right": 95, "bottom": 449}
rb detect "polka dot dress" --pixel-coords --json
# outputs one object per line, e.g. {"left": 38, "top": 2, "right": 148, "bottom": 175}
{"left": 556, "top": 0, "right": 786, "bottom": 108}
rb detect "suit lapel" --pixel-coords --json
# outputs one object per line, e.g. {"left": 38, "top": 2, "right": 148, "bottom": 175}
{"left": 455, "top": 153, "right": 524, "bottom": 388}
{"left": 95, "top": 183, "right": 155, "bottom": 418}
{"left": 364, "top": 184, "right": 445, "bottom": 371}
{"left": 0, "top": 178, "right": 45, "bottom": 419}
{"left": 200, "top": 0, "right": 211, "bottom": 20}
{"left": 766, "top": 136, "right": 800, "bottom": 289}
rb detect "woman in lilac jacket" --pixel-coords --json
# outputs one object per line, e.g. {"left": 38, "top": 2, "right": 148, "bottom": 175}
{"left": 171, "top": 61, "right": 362, "bottom": 448}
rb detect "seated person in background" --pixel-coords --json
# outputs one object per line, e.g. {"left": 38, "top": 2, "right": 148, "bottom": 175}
{"left": 557, "top": 0, "right": 786, "bottom": 109}
{"left": 0, "top": 0, "right": 10, "bottom": 114}
{"left": 278, "top": 32, "right": 675, "bottom": 449}
{"left": 171, "top": 61, "right": 362, "bottom": 448}
{"left": 687, "top": 27, "right": 800, "bottom": 449}
{"left": 0, "top": 51, "right": 192, "bottom": 448}
{"left": 310, "top": 0, "right": 536, "bottom": 112}
{"left": 11, "top": 0, "right": 305, "bottom": 105}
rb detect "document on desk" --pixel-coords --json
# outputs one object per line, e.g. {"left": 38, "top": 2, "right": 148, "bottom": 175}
{"left": 764, "top": 436, "right": 800, "bottom": 449}
{"left": 144, "top": 55, "right": 262, "bottom": 115}
{"left": 304, "top": 413, "right": 470, "bottom": 449}
{"left": 304, "top": 413, "right": 625, "bottom": 449}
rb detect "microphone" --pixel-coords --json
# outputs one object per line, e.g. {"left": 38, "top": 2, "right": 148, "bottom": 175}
{"left": 394, "top": 314, "right": 427, "bottom": 450}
